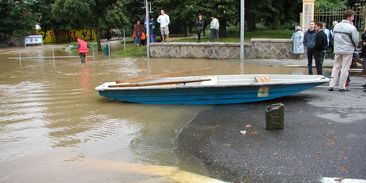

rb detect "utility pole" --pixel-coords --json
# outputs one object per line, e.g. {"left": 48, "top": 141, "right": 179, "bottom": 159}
{"left": 145, "top": 0, "right": 150, "bottom": 58}
{"left": 240, "top": 0, "right": 245, "bottom": 63}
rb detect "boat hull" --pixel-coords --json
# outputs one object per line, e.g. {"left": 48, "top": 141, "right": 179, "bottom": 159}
{"left": 97, "top": 82, "right": 324, "bottom": 105}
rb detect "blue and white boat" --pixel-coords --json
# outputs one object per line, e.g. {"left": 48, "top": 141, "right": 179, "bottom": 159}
{"left": 95, "top": 74, "right": 329, "bottom": 105}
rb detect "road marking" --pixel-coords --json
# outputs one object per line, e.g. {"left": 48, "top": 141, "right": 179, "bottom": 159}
{"left": 320, "top": 177, "right": 366, "bottom": 183}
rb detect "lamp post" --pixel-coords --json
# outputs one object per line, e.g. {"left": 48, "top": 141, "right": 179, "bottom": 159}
{"left": 145, "top": 0, "right": 151, "bottom": 58}
{"left": 240, "top": 0, "right": 245, "bottom": 64}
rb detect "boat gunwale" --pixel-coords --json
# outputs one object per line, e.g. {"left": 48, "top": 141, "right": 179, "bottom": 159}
{"left": 95, "top": 74, "right": 329, "bottom": 91}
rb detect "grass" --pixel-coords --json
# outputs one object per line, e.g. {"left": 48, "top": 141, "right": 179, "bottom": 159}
{"left": 113, "top": 45, "right": 146, "bottom": 57}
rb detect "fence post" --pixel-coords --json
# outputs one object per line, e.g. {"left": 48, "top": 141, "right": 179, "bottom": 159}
{"left": 108, "top": 41, "right": 111, "bottom": 61}
{"left": 19, "top": 51, "right": 22, "bottom": 63}
{"left": 52, "top": 47, "right": 55, "bottom": 62}
{"left": 93, "top": 47, "right": 95, "bottom": 62}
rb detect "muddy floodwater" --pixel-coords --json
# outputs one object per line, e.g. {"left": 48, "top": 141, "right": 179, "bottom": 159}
{"left": 0, "top": 45, "right": 307, "bottom": 182}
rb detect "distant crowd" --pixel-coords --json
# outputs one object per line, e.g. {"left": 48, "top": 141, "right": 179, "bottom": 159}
{"left": 130, "top": 9, "right": 221, "bottom": 47}
{"left": 291, "top": 10, "right": 366, "bottom": 92}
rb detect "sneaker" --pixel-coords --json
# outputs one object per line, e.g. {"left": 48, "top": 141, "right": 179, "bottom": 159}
{"left": 328, "top": 87, "right": 334, "bottom": 91}
{"left": 362, "top": 84, "right": 366, "bottom": 89}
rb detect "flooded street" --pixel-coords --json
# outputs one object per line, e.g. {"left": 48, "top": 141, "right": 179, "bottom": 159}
{"left": 0, "top": 45, "right": 306, "bottom": 182}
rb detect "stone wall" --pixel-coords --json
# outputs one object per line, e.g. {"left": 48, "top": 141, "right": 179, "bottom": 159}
{"left": 150, "top": 38, "right": 299, "bottom": 59}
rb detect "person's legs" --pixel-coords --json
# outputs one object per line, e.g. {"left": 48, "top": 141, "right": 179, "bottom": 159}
{"left": 307, "top": 48, "right": 314, "bottom": 75}
{"left": 136, "top": 32, "right": 141, "bottom": 46}
{"left": 79, "top": 53, "right": 85, "bottom": 63}
{"left": 314, "top": 52, "right": 323, "bottom": 75}
{"left": 339, "top": 54, "right": 353, "bottom": 90}
{"left": 164, "top": 27, "right": 169, "bottom": 42}
{"left": 329, "top": 54, "right": 342, "bottom": 89}
{"left": 197, "top": 30, "right": 201, "bottom": 42}
{"left": 160, "top": 27, "right": 165, "bottom": 42}
{"left": 215, "top": 29, "right": 219, "bottom": 42}
{"left": 209, "top": 29, "right": 214, "bottom": 42}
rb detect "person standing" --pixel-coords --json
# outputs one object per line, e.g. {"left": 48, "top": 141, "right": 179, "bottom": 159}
{"left": 149, "top": 18, "right": 156, "bottom": 43}
{"left": 361, "top": 26, "right": 366, "bottom": 72}
{"left": 303, "top": 21, "right": 317, "bottom": 75}
{"left": 291, "top": 26, "right": 304, "bottom": 59}
{"left": 209, "top": 16, "right": 219, "bottom": 42}
{"left": 329, "top": 21, "right": 338, "bottom": 59}
{"left": 314, "top": 22, "right": 328, "bottom": 75}
{"left": 157, "top": 9, "right": 170, "bottom": 43}
{"left": 322, "top": 22, "right": 331, "bottom": 58}
{"left": 361, "top": 26, "right": 366, "bottom": 91}
{"left": 76, "top": 38, "right": 89, "bottom": 64}
{"left": 133, "top": 20, "right": 145, "bottom": 47}
{"left": 196, "top": 14, "right": 204, "bottom": 42}
{"left": 328, "top": 10, "right": 359, "bottom": 92}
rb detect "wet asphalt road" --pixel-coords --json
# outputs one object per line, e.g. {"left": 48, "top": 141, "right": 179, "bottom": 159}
{"left": 177, "top": 76, "right": 366, "bottom": 182}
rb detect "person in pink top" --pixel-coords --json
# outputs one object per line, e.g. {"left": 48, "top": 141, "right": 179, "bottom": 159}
{"left": 76, "top": 38, "right": 89, "bottom": 63}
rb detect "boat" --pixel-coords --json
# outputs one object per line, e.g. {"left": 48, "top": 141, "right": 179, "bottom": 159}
{"left": 95, "top": 74, "right": 330, "bottom": 105}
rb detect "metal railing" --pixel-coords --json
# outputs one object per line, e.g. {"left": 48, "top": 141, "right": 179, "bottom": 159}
{"left": 314, "top": 6, "right": 366, "bottom": 31}
{"left": 12, "top": 46, "right": 96, "bottom": 62}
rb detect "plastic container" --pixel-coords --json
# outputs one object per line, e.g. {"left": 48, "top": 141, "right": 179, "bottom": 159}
{"left": 265, "top": 103, "right": 284, "bottom": 130}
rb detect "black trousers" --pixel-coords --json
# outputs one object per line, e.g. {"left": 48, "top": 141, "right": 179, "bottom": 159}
{"left": 314, "top": 51, "right": 325, "bottom": 75}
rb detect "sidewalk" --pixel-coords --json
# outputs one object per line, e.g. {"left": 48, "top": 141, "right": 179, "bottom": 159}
{"left": 246, "top": 58, "right": 334, "bottom": 67}
{"left": 177, "top": 79, "right": 366, "bottom": 182}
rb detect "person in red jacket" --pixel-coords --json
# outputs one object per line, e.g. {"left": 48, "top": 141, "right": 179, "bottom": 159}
{"left": 76, "top": 38, "right": 89, "bottom": 63}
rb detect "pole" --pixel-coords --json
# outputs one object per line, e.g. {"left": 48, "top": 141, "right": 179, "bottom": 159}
{"left": 108, "top": 41, "right": 111, "bottom": 61}
{"left": 240, "top": 0, "right": 245, "bottom": 63}
{"left": 123, "top": 29, "right": 126, "bottom": 50}
{"left": 145, "top": 0, "right": 150, "bottom": 58}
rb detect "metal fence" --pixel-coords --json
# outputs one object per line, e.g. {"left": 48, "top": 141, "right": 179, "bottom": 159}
{"left": 8, "top": 46, "right": 96, "bottom": 62}
{"left": 314, "top": 6, "right": 366, "bottom": 31}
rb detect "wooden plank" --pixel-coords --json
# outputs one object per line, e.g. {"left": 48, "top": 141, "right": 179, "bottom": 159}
{"left": 108, "top": 79, "right": 211, "bottom": 88}
{"left": 255, "top": 76, "right": 271, "bottom": 83}
{"left": 115, "top": 67, "right": 211, "bottom": 84}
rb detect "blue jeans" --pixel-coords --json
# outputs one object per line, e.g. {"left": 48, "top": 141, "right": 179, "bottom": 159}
{"left": 134, "top": 32, "right": 141, "bottom": 45}
{"left": 307, "top": 48, "right": 315, "bottom": 75}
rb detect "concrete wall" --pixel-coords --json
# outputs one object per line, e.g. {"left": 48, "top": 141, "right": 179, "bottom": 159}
{"left": 150, "top": 38, "right": 298, "bottom": 59}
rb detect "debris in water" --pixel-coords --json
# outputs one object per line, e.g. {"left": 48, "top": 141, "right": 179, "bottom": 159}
{"left": 240, "top": 130, "right": 247, "bottom": 135}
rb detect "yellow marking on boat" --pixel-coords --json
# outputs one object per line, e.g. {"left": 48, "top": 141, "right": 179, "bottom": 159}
{"left": 258, "top": 86, "right": 269, "bottom": 97}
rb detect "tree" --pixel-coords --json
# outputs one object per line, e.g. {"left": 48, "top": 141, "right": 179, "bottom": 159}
{"left": 52, "top": 0, "right": 126, "bottom": 51}
{"left": 0, "top": 0, "right": 38, "bottom": 45}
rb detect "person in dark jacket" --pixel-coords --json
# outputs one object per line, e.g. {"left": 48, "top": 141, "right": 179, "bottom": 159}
{"left": 196, "top": 14, "right": 204, "bottom": 42}
{"left": 303, "top": 21, "right": 317, "bottom": 75}
{"left": 362, "top": 26, "right": 366, "bottom": 72}
{"left": 133, "top": 20, "right": 145, "bottom": 47}
{"left": 362, "top": 27, "right": 366, "bottom": 90}
{"left": 314, "top": 22, "right": 328, "bottom": 75}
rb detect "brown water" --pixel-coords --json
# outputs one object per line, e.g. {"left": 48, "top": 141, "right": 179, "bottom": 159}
{"left": 0, "top": 45, "right": 304, "bottom": 182}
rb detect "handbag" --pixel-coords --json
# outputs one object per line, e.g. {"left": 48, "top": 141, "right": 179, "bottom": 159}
{"left": 141, "top": 33, "right": 146, "bottom": 40}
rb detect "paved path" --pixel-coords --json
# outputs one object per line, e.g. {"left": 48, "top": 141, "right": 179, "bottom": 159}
{"left": 177, "top": 77, "right": 366, "bottom": 182}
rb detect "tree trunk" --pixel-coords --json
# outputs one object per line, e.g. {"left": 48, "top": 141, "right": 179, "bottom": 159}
{"left": 246, "top": 12, "right": 256, "bottom": 31}
{"left": 184, "top": 24, "right": 187, "bottom": 37}
{"left": 272, "top": 10, "right": 280, "bottom": 30}
{"left": 95, "top": 28, "right": 102, "bottom": 51}
{"left": 219, "top": 18, "right": 227, "bottom": 37}
{"left": 245, "top": 1, "right": 256, "bottom": 31}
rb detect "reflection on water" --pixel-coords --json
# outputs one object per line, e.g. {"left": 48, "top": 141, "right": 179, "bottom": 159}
{"left": 0, "top": 45, "right": 306, "bottom": 182}
{"left": 79, "top": 65, "right": 90, "bottom": 94}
